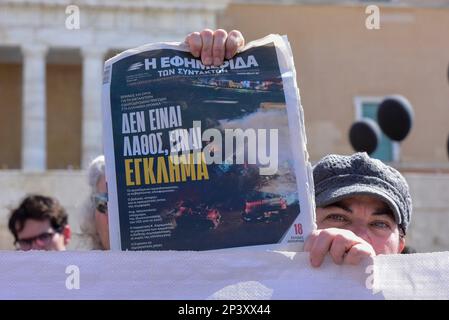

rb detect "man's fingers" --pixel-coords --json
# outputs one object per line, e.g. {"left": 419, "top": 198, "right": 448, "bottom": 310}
{"left": 329, "top": 234, "right": 350, "bottom": 265}
{"left": 212, "top": 29, "right": 227, "bottom": 66}
{"left": 225, "top": 30, "right": 245, "bottom": 59}
{"left": 309, "top": 232, "right": 333, "bottom": 268}
{"left": 306, "top": 228, "right": 376, "bottom": 268}
{"left": 200, "top": 29, "right": 214, "bottom": 65}
{"left": 343, "top": 243, "right": 375, "bottom": 265}
{"left": 303, "top": 237, "right": 312, "bottom": 252}
{"left": 186, "top": 29, "right": 245, "bottom": 63}
{"left": 185, "top": 32, "right": 202, "bottom": 58}
{"left": 304, "top": 230, "right": 319, "bottom": 252}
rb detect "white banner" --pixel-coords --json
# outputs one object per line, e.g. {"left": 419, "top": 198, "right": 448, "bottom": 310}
{"left": 0, "top": 249, "right": 447, "bottom": 299}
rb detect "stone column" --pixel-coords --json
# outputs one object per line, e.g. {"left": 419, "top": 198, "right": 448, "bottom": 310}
{"left": 81, "top": 46, "right": 106, "bottom": 169}
{"left": 21, "top": 44, "right": 48, "bottom": 171}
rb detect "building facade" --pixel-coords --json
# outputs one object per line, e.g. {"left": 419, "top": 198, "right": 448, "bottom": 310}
{"left": 219, "top": 1, "right": 449, "bottom": 168}
{"left": 0, "top": 0, "right": 228, "bottom": 170}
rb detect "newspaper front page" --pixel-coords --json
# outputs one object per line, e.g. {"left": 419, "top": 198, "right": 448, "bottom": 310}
{"left": 102, "top": 35, "right": 315, "bottom": 251}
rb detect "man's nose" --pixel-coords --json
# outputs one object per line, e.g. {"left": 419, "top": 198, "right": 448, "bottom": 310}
{"left": 348, "top": 224, "right": 370, "bottom": 243}
{"left": 31, "top": 239, "right": 47, "bottom": 250}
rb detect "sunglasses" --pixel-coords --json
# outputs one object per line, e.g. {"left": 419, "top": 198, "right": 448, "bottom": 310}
{"left": 14, "top": 231, "right": 58, "bottom": 251}
{"left": 93, "top": 192, "right": 108, "bottom": 214}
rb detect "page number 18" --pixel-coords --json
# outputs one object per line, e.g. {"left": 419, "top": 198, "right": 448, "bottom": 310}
{"left": 294, "top": 223, "right": 303, "bottom": 235}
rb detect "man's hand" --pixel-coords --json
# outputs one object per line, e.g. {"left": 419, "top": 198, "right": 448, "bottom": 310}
{"left": 304, "top": 228, "right": 376, "bottom": 267}
{"left": 185, "top": 29, "right": 245, "bottom": 67}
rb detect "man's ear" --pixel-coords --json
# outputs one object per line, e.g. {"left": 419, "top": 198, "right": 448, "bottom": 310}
{"left": 399, "top": 236, "right": 405, "bottom": 253}
{"left": 62, "top": 225, "right": 71, "bottom": 245}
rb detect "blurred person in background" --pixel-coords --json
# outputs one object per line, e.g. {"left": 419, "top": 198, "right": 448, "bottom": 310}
{"left": 81, "top": 155, "right": 109, "bottom": 250}
{"left": 8, "top": 195, "right": 71, "bottom": 251}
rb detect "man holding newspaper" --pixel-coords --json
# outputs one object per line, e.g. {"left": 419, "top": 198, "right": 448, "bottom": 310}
{"left": 192, "top": 30, "right": 412, "bottom": 267}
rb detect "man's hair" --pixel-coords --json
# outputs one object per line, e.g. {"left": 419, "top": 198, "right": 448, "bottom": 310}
{"left": 8, "top": 195, "right": 68, "bottom": 240}
{"left": 79, "top": 155, "right": 106, "bottom": 249}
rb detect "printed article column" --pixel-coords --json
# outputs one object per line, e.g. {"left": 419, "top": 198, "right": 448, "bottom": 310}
{"left": 81, "top": 46, "right": 106, "bottom": 169}
{"left": 21, "top": 44, "right": 48, "bottom": 171}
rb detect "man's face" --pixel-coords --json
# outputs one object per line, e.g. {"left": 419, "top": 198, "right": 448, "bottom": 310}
{"left": 15, "top": 219, "right": 69, "bottom": 251}
{"left": 316, "top": 195, "right": 405, "bottom": 255}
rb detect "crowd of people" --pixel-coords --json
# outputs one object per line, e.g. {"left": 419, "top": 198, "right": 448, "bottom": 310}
{"left": 6, "top": 29, "right": 415, "bottom": 267}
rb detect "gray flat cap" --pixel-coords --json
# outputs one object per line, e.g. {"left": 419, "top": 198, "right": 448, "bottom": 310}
{"left": 313, "top": 153, "right": 412, "bottom": 233}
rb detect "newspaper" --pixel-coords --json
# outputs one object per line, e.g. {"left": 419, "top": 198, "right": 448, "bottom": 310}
{"left": 102, "top": 34, "right": 316, "bottom": 251}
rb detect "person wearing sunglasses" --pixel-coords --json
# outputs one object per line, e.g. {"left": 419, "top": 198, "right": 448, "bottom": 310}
{"left": 8, "top": 195, "right": 71, "bottom": 251}
{"left": 81, "top": 155, "right": 110, "bottom": 250}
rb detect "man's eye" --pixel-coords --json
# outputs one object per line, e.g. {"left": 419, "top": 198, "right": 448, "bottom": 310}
{"left": 326, "top": 214, "right": 347, "bottom": 222}
{"left": 371, "top": 221, "right": 391, "bottom": 229}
